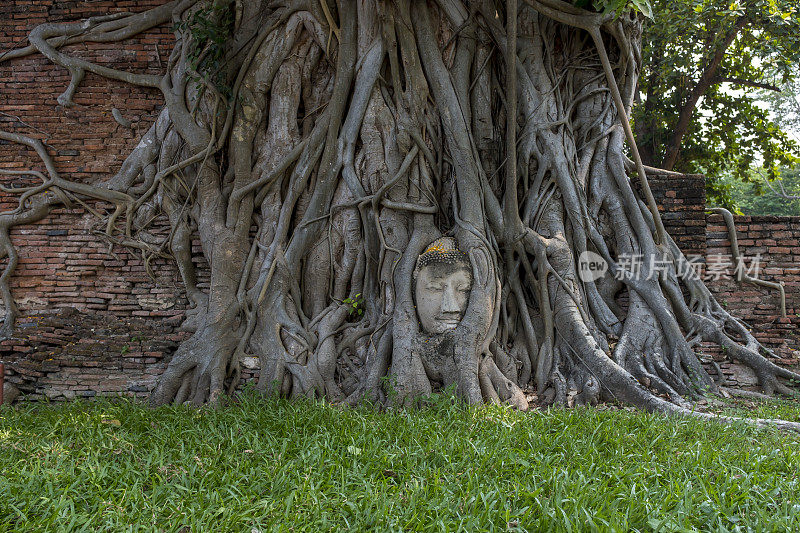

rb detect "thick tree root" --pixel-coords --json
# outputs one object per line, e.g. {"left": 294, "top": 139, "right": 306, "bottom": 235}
{"left": 1, "top": 0, "right": 798, "bottom": 429}
{"left": 710, "top": 207, "right": 786, "bottom": 317}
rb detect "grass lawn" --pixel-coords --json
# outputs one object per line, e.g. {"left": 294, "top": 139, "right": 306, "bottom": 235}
{"left": 1, "top": 393, "right": 800, "bottom": 532}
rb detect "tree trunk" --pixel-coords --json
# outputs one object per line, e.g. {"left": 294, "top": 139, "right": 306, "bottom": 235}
{"left": 1, "top": 0, "right": 798, "bottom": 419}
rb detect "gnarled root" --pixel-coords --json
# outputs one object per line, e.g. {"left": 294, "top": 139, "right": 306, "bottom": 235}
{"left": 2, "top": 0, "right": 798, "bottom": 431}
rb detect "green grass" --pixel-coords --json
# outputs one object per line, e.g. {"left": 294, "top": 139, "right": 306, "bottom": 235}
{"left": 1, "top": 393, "right": 800, "bottom": 532}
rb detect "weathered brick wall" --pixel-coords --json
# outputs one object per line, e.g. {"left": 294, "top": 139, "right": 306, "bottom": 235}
{"left": 0, "top": 0, "right": 194, "bottom": 399}
{"left": 703, "top": 214, "right": 800, "bottom": 387}
{"left": 640, "top": 171, "right": 707, "bottom": 258}
{"left": 0, "top": 1, "right": 796, "bottom": 399}
{"left": 646, "top": 175, "right": 800, "bottom": 386}
{"left": 705, "top": 215, "right": 800, "bottom": 325}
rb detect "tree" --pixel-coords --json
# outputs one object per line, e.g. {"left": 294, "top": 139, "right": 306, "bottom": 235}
{"left": 1, "top": 0, "right": 798, "bottom": 425}
{"left": 767, "top": 75, "right": 800, "bottom": 138}
{"left": 635, "top": 0, "right": 800, "bottom": 204}
{"left": 715, "top": 166, "right": 800, "bottom": 216}
{"left": 710, "top": 77, "right": 800, "bottom": 213}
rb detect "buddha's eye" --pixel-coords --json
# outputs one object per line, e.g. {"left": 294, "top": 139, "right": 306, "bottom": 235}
{"left": 426, "top": 285, "right": 444, "bottom": 292}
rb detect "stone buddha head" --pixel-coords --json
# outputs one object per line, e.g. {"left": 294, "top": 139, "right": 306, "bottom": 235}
{"left": 413, "top": 237, "right": 473, "bottom": 334}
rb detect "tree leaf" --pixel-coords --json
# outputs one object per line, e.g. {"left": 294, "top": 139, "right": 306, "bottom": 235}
{"left": 631, "top": 0, "right": 653, "bottom": 18}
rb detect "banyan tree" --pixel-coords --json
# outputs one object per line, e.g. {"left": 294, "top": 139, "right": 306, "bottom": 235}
{"left": 1, "top": 0, "right": 799, "bottom": 423}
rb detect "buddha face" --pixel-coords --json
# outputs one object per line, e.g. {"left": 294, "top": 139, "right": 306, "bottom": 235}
{"left": 415, "top": 262, "right": 472, "bottom": 334}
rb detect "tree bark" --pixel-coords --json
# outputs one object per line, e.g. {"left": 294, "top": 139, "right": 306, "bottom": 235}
{"left": 1, "top": 0, "right": 798, "bottom": 425}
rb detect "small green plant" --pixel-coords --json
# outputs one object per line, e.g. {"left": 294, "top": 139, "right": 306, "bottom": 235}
{"left": 380, "top": 373, "right": 399, "bottom": 405}
{"left": 343, "top": 293, "right": 365, "bottom": 317}
{"left": 174, "top": 0, "right": 235, "bottom": 100}
{"left": 421, "top": 384, "right": 461, "bottom": 411}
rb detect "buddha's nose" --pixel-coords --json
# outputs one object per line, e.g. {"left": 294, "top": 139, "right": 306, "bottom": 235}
{"left": 441, "top": 285, "right": 461, "bottom": 314}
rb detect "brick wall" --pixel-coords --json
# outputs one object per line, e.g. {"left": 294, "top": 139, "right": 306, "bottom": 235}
{"left": 703, "top": 214, "right": 800, "bottom": 387}
{"left": 646, "top": 175, "right": 800, "bottom": 386}
{"left": 0, "top": 0, "right": 189, "bottom": 399}
{"left": 640, "top": 171, "right": 707, "bottom": 258}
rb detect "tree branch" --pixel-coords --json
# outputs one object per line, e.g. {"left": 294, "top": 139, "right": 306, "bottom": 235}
{"left": 718, "top": 76, "right": 780, "bottom": 92}
{"left": 663, "top": 16, "right": 748, "bottom": 170}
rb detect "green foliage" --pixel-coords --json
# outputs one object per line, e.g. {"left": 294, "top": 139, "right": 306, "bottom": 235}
{"left": 343, "top": 293, "right": 365, "bottom": 317}
{"left": 573, "top": 0, "right": 653, "bottom": 18}
{"left": 174, "top": 0, "right": 234, "bottom": 100}
{"left": 766, "top": 76, "right": 800, "bottom": 135}
{"left": 629, "top": 0, "right": 654, "bottom": 18}
{"left": 636, "top": 0, "right": 800, "bottom": 193}
{"left": 712, "top": 166, "right": 800, "bottom": 214}
{"left": 1, "top": 397, "right": 800, "bottom": 530}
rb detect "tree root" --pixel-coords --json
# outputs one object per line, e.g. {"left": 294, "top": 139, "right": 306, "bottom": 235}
{"left": 0, "top": 0, "right": 797, "bottom": 431}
